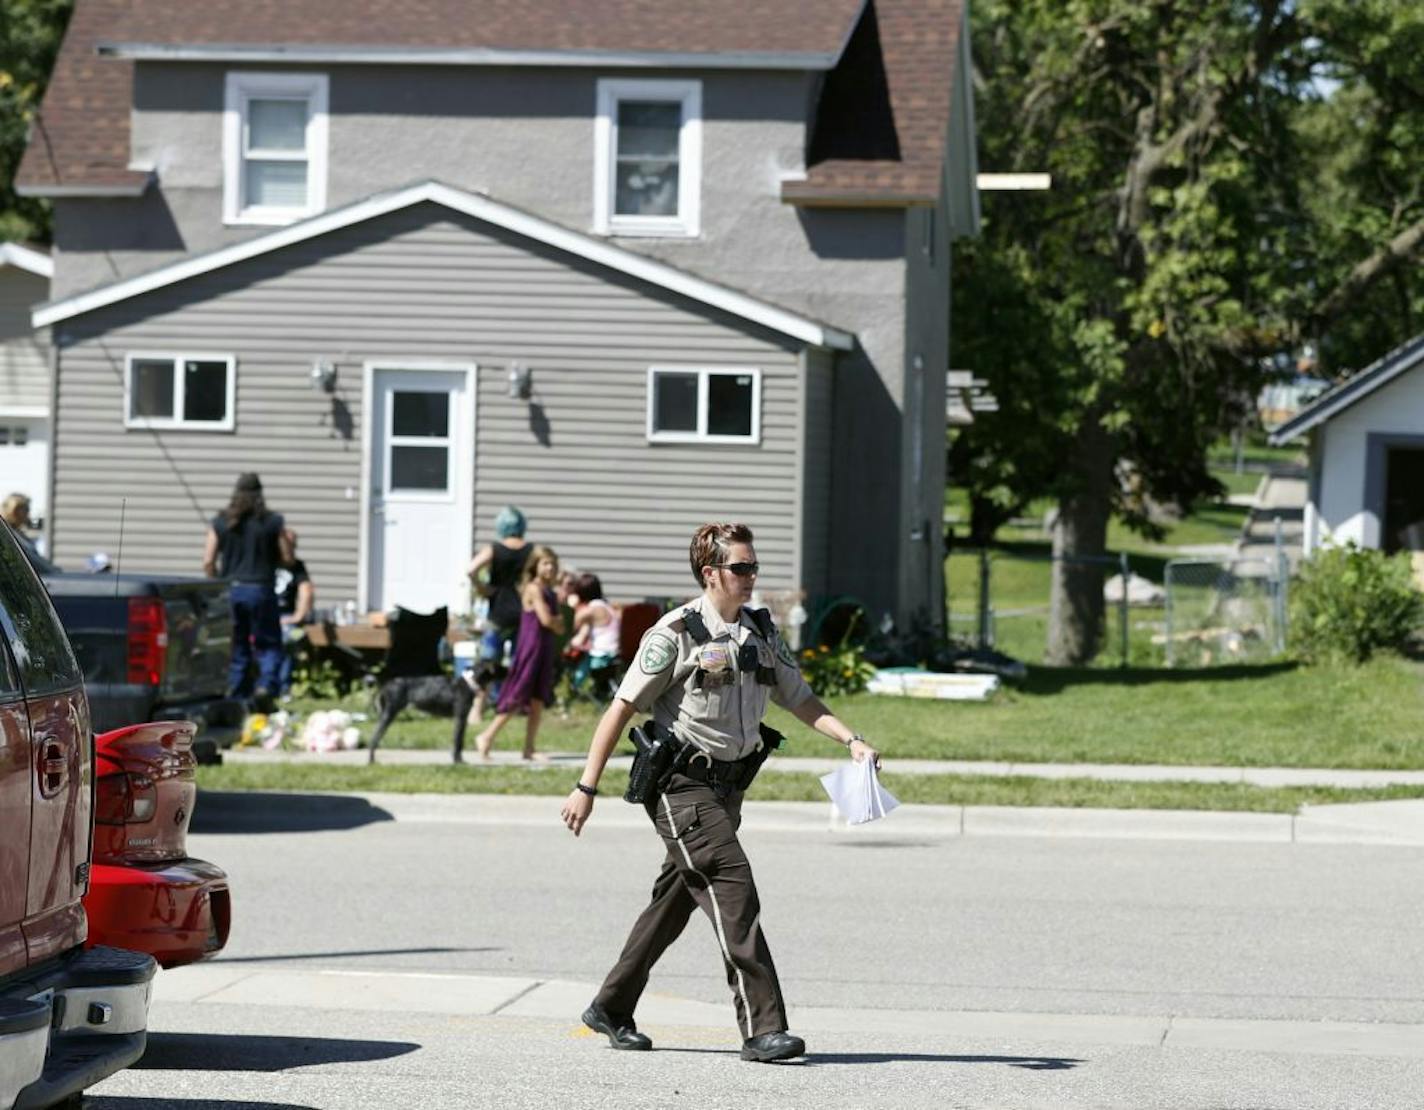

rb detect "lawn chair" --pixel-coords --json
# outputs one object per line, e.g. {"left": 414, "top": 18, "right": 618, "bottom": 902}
{"left": 618, "top": 602, "right": 662, "bottom": 663}
{"left": 375, "top": 605, "right": 449, "bottom": 682}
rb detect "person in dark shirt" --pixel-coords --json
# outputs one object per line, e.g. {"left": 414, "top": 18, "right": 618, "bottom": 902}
{"left": 466, "top": 505, "right": 533, "bottom": 719}
{"left": 203, "top": 472, "right": 293, "bottom": 704}
{"left": 276, "top": 531, "right": 315, "bottom": 696}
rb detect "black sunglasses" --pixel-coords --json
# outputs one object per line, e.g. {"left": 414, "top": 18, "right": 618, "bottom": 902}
{"left": 711, "top": 562, "right": 759, "bottom": 577}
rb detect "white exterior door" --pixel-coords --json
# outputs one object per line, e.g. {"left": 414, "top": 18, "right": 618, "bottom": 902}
{"left": 364, "top": 365, "right": 474, "bottom": 615}
{"left": 0, "top": 417, "right": 48, "bottom": 524}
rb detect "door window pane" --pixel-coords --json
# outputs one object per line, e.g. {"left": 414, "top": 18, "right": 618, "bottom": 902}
{"left": 392, "top": 392, "right": 450, "bottom": 438}
{"left": 248, "top": 98, "right": 308, "bottom": 151}
{"left": 184, "top": 361, "right": 229, "bottom": 423}
{"left": 0, "top": 523, "right": 82, "bottom": 696}
{"left": 707, "top": 374, "right": 754, "bottom": 437}
{"left": 131, "top": 359, "right": 175, "bottom": 419}
{"left": 615, "top": 101, "right": 681, "bottom": 217}
{"left": 653, "top": 373, "right": 698, "bottom": 433}
{"left": 390, "top": 446, "right": 449, "bottom": 491}
{"left": 245, "top": 161, "right": 308, "bottom": 208}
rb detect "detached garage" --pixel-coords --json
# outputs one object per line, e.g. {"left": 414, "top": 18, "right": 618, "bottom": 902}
{"left": 1270, "top": 333, "right": 1424, "bottom": 564}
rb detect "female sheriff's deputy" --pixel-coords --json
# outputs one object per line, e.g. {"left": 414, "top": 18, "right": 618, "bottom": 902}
{"left": 560, "top": 522, "right": 881, "bottom": 1063}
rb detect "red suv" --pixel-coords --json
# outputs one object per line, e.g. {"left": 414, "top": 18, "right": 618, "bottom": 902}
{"left": 0, "top": 522, "right": 155, "bottom": 1109}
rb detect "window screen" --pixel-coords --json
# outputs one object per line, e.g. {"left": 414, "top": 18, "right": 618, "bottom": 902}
{"left": 653, "top": 372, "right": 699, "bottom": 433}
{"left": 707, "top": 374, "right": 755, "bottom": 437}
{"left": 184, "top": 360, "right": 229, "bottom": 423}
{"left": 615, "top": 101, "right": 681, "bottom": 217}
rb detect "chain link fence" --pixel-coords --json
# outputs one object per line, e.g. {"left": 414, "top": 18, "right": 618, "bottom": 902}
{"left": 946, "top": 547, "right": 1161, "bottom": 668}
{"left": 947, "top": 545, "right": 1291, "bottom": 669}
{"left": 1162, "top": 557, "right": 1288, "bottom": 667}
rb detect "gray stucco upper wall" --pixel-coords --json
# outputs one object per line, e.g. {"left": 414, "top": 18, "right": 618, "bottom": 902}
{"left": 58, "top": 64, "right": 906, "bottom": 345}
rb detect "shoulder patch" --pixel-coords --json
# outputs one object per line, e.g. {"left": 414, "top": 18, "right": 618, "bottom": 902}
{"left": 640, "top": 632, "right": 678, "bottom": 674}
{"left": 775, "top": 635, "right": 797, "bottom": 667}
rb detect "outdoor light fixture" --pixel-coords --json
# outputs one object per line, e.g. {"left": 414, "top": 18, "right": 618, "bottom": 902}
{"left": 310, "top": 359, "right": 338, "bottom": 393}
{"left": 507, "top": 361, "right": 532, "bottom": 400}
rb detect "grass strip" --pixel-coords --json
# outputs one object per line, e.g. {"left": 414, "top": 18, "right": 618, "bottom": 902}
{"left": 196, "top": 763, "right": 1424, "bottom": 814}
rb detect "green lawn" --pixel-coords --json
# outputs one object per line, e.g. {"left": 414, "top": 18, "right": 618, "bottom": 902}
{"left": 195, "top": 761, "right": 1424, "bottom": 814}
{"left": 276, "top": 653, "right": 1424, "bottom": 771}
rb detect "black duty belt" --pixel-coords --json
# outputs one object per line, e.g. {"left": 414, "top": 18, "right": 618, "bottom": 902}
{"left": 676, "top": 724, "right": 784, "bottom": 798}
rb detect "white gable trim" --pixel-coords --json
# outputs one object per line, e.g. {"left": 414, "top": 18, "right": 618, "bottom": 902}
{"left": 0, "top": 243, "right": 54, "bottom": 279}
{"left": 33, "top": 180, "right": 854, "bottom": 349}
{"left": 1269, "top": 333, "right": 1424, "bottom": 444}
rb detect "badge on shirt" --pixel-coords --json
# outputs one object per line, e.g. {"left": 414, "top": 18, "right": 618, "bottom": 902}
{"left": 641, "top": 633, "right": 677, "bottom": 674}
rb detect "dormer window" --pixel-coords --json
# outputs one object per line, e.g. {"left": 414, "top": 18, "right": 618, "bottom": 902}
{"left": 594, "top": 79, "right": 701, "bottom": 238}
{"left": 223, "top": 72, "right": 329, "bottom": 226}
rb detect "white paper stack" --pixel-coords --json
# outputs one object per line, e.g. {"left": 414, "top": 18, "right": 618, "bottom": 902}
{"left": 820, "top": 756, "right": 900, "bottom": 825}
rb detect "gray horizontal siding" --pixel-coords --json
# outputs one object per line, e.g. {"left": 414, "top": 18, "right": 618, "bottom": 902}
{"left": 0, "top": 268, "right": 50, "bottom": 410}
{"left": 52, "top": 203, "right": 809, "bottom": 605}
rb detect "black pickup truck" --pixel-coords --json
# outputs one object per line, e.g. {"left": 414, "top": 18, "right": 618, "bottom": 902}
{"left": 41, "top": 572, "right": 243, "bottom": 761}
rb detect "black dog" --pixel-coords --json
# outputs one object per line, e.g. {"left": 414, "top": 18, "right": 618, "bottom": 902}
{"left": 368, "top": 672, "right": 478, "bottom": 764}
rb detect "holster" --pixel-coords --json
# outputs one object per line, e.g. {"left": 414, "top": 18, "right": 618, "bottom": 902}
{"left": 623, "top": 722, "right": 679, "bottom": 805}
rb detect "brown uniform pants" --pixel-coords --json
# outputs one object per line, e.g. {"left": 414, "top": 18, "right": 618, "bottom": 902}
{"left": 594, "top": 773, "right": 788, "bottom": 1039}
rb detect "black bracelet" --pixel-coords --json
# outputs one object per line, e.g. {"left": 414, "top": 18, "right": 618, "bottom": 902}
{"left": 575, "top": 782, "right": 598, "bottom": 797}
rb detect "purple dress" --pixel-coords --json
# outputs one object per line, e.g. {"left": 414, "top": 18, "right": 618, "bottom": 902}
{"left": 496, "top": 587, "right": 557, "bottom": 712}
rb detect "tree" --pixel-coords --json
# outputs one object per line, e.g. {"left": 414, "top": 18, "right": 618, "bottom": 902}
{"left": 0, "top": 0, "right": 73, "bottom": 243}
{"left": 953, "top": 0, "right": 1424, "bottom": 664}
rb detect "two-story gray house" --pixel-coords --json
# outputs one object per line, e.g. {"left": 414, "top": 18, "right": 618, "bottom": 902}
{"left": 19, "top": 0, "right": 979, "bottom": 632}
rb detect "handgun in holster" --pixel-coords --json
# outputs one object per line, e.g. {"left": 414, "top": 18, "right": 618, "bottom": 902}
{"left": 624, "top": 721, "right": 679, "bottom": 804}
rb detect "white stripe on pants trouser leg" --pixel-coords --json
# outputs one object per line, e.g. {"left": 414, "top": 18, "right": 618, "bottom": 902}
{"left": 662, "top": 793, "right": 755, "bottom": 1040}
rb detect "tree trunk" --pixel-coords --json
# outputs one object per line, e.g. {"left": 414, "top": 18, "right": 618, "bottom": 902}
{"left": 1046, "top": 422, "right": 1114, "bottom": 666}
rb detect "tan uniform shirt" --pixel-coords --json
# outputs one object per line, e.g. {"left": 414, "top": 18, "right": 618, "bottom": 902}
{"left": 616, "top": 594, "right": 815, "bottom": 761}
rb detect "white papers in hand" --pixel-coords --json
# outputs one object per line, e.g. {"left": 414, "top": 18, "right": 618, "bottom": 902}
{"left": 820, "top": 756, "right": 899, "bottom": 825}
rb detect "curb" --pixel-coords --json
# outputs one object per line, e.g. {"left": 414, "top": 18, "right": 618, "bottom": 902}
{"left": 195, "top": 790, "right": 1424, "bottom": 847}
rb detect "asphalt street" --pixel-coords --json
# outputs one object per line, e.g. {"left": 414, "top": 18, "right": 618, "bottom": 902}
{"left": 86, "top": 791, "right": 1424, "bottom": 1108}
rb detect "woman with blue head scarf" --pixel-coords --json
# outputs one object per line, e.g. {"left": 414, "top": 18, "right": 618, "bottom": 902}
{"left": 466, "top": 506, "right": 532, "bottom": 720}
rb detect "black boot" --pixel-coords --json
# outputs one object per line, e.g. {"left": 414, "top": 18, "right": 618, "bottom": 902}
{"left": 582, "top": 1003, "right": 652, "bottom": 1051}
{"left": 741, "top": 1031, "right": 806, "bottom": 1062}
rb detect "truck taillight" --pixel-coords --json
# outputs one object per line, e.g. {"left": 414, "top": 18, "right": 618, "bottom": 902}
{"left": 126, "top": 597, "right": 168, "bottom": 686}
{"left": 94, "top": 770, "right": 158, "bottom": 825}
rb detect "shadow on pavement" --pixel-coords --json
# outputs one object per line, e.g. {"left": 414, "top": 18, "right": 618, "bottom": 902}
{"left": 90, "top": 1101, "right": 317, "bottom": 1110}
{"left": 660, "top": 1048, "right": 1083, "bottom": 1070}
{"left": 808, "top": 1052, "right": 1084, "bottom": 1069}
{"left": 213, "top": 945, "right": 499, "bottom": 964}
{"left": 192, "top": 791, "right": 394, "bottom": 834}
{"left": 132, "top": 1032, "right": 419, "bottom": 1072}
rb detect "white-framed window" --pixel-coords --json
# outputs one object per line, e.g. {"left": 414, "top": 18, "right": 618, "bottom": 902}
{"left": 223, "top": 72, "right": 329, "bottom": 226}
{"left": 646, "top": 367, "right": 760, "bottom": 444}
{"left": 594, "top": 78, "right": 702, "bottom": 238}
{"left": 124, "top": 353, "right": 236, "bottom": 432}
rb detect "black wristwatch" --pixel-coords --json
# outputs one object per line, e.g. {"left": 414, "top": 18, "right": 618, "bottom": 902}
{"left": 575, "top": 782, "right": 598, "bottom": 797}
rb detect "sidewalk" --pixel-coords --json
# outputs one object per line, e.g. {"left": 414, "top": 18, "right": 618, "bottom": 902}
{"left": 152, "top": 960, "right": 1424, "bottom": 1060}
{"left": 211, "top": 754, "right": 1424, "bottom": 846}
{"left": 225, "top": 745, "right": 1424, "bottom": 789}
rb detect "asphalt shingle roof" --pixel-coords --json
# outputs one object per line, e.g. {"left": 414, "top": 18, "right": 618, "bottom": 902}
{"left": 19, "top": 0, "right": 964, "bottom": 207}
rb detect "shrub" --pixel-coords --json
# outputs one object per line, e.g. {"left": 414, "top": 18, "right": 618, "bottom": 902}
{"left": 799, "top": 613, "right": 878, "bottom": 696}
{"left": 1289, "top": 543, "right": 1424, "bottom": 664}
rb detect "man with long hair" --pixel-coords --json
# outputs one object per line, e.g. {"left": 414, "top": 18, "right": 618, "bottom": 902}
{"left": 203, "top": 473, "right": 293, "bottom": 706}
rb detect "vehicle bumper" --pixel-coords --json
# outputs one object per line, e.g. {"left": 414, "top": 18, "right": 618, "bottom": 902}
{"left": 84, "top": 858, "right": 231, "bottom": 969}
{"left": 0, "top": 944, "right": 155, "bottom": 1110}
{"left": 86, "top": 690, "right": 245, "bottom": 752}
